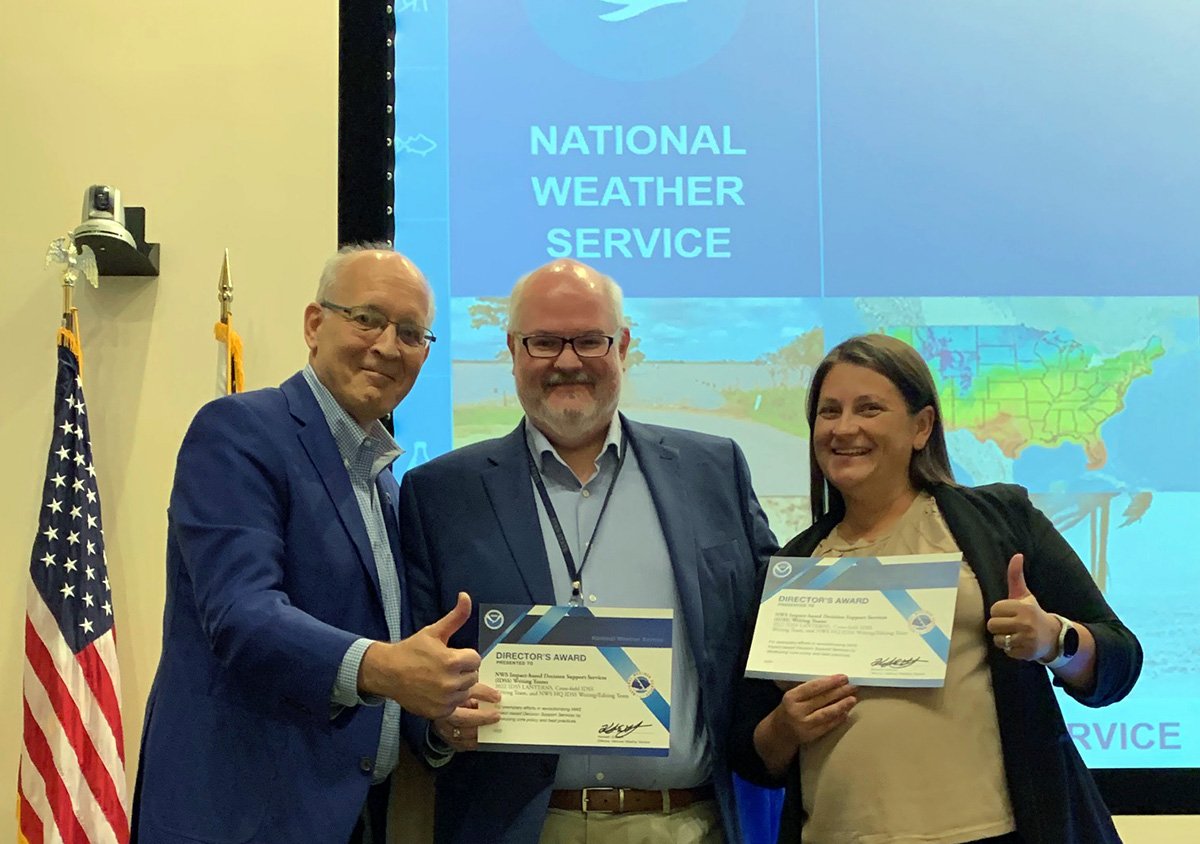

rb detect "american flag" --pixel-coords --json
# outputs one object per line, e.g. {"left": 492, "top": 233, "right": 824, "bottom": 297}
{"left": 19, "top": 339, "right": 129, "bottom": 844}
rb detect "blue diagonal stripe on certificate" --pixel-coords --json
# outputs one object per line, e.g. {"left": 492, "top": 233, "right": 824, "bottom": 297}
{"left": 762, "top": 558, "right": 823, "bottom": 603}
{"left": 517, "top": 605, "right": 573, "bottom": 645}
{"left": 480, "top": 608, "right": 532, "bottom": 660}
{"left": 827, "top": 556, "right": 960, "bottom": 590}
{"left": 880, "top": 589, "right": 952, "bottom": 663}
{"left": 596, "top": 646, "right": 671, "bottom": 731}
{"left": 805, "top": 556, "right": 860, "bottom": 590}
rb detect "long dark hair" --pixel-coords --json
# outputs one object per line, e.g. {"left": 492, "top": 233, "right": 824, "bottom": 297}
{"left": 807, "top": 334, "right": 956, "bottom": 522}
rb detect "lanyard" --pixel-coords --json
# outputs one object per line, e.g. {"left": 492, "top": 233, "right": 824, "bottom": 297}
{"left": 526, "top": 427, "right": 628, "bottom": 606}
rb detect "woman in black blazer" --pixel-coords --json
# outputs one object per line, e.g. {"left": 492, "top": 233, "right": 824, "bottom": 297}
{"left": 729, "top": 334, "right": 1141, "bottom": 844}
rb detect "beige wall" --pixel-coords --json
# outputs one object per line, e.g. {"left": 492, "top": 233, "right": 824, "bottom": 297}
{"left": 0, "top": 2, "right": 1194, "bottom": 842}
{"left": 1, "top": 0, "right": 335, "bottom": 809}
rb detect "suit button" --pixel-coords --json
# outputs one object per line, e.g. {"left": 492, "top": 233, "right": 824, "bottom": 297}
{"left": 359, "top": 757, "right": 374, "bottom": 774}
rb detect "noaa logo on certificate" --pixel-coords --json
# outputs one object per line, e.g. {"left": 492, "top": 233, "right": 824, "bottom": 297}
{"left": 627, "top": 671, "right": 655, "bottom": 698}
{"left": 483, "top": 609, "right": 506, "bottom": 630}
{"left": 908, "top": 610, "right": 936, "bottom": 635}
{"left": 771, "top": 560, "right": 793, "bottom": 579}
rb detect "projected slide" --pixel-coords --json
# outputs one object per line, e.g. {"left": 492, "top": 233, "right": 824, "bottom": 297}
{"left": 392, "top": 2, "right": 1200, "bottom": 769}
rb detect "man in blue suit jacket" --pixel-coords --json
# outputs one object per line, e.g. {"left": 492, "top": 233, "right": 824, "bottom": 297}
{"left": 400, "top": 260, "right": 778, "bottom": 844}
{"left": 133, "top": 245, "right": 483, "bottom": 844}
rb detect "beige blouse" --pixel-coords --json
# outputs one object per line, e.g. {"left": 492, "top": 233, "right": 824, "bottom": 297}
{"left": 800, "top": 493, "right": 1016, "bottom": 844}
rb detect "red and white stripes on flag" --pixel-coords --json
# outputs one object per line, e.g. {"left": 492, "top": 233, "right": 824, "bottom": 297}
{"left": 19, "top": 333, "right": 129, "bottom": 844}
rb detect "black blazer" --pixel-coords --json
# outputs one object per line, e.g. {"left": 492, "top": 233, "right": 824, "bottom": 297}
{"left": 728, "top": 483, "right": 1142, "bottom": 844}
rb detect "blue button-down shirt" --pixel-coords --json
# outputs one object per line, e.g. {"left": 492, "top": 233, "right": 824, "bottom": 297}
{"left": 302, "top": 366, "right": 404, "bottom": 783}
{"left": 525, "top": 417, "right": 712, "bottom": 790}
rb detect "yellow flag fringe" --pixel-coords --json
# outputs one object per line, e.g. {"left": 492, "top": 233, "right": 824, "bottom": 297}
{"left": 57, "top": 308, "right": 83, "bottom": 374}
{"left": 214, "top": 319, "right": 245, "bottom": 395}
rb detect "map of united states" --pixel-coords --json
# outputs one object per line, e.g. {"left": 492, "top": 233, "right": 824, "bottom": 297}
{"left": 888, "top": 326, "right": 1165, "bottom": 470}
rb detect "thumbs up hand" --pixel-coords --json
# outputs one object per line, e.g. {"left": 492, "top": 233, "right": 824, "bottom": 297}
{"left": 358, "top": 592, "right": 484, "bottom": 719}
{"left": 426, "top": 592, "right": 474, "bottom": 645}
{"left": 985, "top": 554, "right": 1060, "bottom": 662}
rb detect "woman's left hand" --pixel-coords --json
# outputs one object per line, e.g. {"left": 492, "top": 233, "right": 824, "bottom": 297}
{"left": 986, "top": 553, "right": 1061, "bottom": 662}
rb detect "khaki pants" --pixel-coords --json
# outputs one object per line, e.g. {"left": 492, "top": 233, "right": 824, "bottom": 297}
{"left": 384, "top": 741, "right": 435, "bottom": 844}
{"left": 538, "top": 800, "right": 723, "bottom": 844}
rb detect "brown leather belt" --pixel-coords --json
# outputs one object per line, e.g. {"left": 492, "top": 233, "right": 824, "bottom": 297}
{"left": 548, "top": 784, "right": 715, "bottom": 814}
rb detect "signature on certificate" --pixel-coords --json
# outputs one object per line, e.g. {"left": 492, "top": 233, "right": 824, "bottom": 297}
{"left": 871, "top": 656, "right": 928, "bottom": 669}
{"left": 598, "top": 721, "right": 649, "bottom": 739}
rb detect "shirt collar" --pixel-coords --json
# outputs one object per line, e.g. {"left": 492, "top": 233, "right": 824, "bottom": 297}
{"left": 524, "top": 413, "right": 622, "bottom": 478}
{"left": 302, "top": 364, "right": 404, "bottom": 471}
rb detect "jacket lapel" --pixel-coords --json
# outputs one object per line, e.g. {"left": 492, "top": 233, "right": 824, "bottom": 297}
{"left": 481, "top": 423, "right": 556, "bottom": 604}
{"left": 932, "top": 485, "right": 1008, "bottom": 609}
{"left": 624, "top": 419, "right": 708, "bottom": 668}
{"left": 283, "top": 373, "right": 381, "bottom": 597}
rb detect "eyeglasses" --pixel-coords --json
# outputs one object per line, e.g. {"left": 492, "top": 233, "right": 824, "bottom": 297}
{"left": 320, "top": 301, "right": 436, "bottom": 348}
{"left": 518, "top": 334, "right": 615, "bottom": 359}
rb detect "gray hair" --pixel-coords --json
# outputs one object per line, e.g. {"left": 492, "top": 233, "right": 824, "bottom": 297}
{"left": 316, "top": 241, "right": 436, "bottom": 322}
{"left": 507, "top": 267, "right": 624, "bottom": 333}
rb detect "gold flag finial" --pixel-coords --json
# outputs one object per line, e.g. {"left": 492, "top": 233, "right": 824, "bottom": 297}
{"left": 214, "top": 248, "right": 244, "bottom": 395}
{"left": 217, "top": 248, "right": 233, "bottom": 322}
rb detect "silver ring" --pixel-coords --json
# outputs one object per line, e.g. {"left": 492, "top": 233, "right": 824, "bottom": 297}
{"left": 1003, "top": 633, "right": 1012, "bottom": 653}
{"left": 452, "top": 727, "right": 461, "bottom": 739}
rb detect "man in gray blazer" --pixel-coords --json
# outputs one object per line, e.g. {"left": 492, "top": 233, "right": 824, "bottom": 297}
{"left": 399, "top": 259, "right": 778, "bottom": 844}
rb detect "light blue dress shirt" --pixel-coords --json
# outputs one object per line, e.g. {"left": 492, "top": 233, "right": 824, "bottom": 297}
{"left": 302, "top": 365, "right": 404, "bottom": 784}
{"left": 525, "top": 417, "right": 713, "bottom": 790}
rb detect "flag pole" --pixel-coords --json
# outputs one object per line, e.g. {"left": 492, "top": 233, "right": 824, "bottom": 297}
{"left": 214, "top": 249, "right": 244, "bottom": 395}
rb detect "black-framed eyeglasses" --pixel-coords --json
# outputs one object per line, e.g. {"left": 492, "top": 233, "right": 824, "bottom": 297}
{"left": 320, "top": 301, "right": 436, "bottom": 348}
{"left": 518, "top": 334, "right": 615, "bottom": 359}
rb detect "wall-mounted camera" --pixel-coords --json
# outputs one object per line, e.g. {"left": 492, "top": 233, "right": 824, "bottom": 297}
{"left": 72, "top": 185, "right": 160, "bottom": 277}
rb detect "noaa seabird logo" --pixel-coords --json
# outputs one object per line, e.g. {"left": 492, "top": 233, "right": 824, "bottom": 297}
{"left": 627, "top": 671, "right": 655, "bottom": 698}
{"left": 522, "top": 0, "right": 747, "bottom": 81}
{"left": 483, "top": 609, "right": 506, "bottom": 630}
{"left": 771, "top": 560, "right": 793, "bottom": 579}
{"left": 597, "top": 0, "right": 687, "bottom": 22}
{"left": 908, "top": 610, "right": 936, "bottom": 635}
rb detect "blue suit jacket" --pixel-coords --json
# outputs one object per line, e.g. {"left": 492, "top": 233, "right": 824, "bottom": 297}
{"left": 399, "top": 417, "right": 778, "bottom": 844}
{"left": 132, "top": 373, "right": 415, "bottom": 844}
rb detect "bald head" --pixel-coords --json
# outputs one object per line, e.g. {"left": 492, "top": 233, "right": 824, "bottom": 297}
{"left": 317, "top": 243, "right": 435, "bottom": 324}
{"left": 507, "top": 259, "right": 623, "bottom": 335}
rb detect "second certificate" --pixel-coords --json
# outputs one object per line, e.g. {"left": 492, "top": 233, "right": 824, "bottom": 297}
{"left": 745, "top": 554, "right": 962, "bottom": 687}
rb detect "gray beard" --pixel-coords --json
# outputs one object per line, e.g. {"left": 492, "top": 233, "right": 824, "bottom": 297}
{"left": 522, "top": 393, "right": 620, "bottom": 449}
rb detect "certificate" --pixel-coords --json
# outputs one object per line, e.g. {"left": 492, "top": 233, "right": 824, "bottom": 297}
{"left": 477, "top": 604, "right": 672, "bottom": 756}
{"left": 745, "top": 554, "right": 962, "bottom": 688}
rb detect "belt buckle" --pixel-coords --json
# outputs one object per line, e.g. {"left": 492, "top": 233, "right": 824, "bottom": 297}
{"left": 580, "top": 787, "right": 621, "bottom": 814}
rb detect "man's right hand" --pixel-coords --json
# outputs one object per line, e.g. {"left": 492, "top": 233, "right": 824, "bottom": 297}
{"left": 358, "top": 592, "right": 481, "bottom": 719}
{"left": 431, "top": 682, "right": 502, "bottom": 751}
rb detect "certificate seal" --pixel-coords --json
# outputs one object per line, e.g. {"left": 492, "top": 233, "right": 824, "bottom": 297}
{"left": 627, "top": 671, "right": 655, "bottom": 698}
{"left": 908, "top": 610, "right": 936, "bottom": 634}
{"left": 771, "top": 560, "right": 793, "bottom": 579}
{"left": 483, "top": 609, "right": 506, "bottom": 630}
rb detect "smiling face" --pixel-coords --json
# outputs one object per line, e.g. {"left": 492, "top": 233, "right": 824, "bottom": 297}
{"left": 507, "top": 261, "right": 629, "bottom": 449}
{"left": 812, "top": 363, "right": 934, "bottom": 502}
{"left": 303, "top": 251, "right": 432, "bottom": 428}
